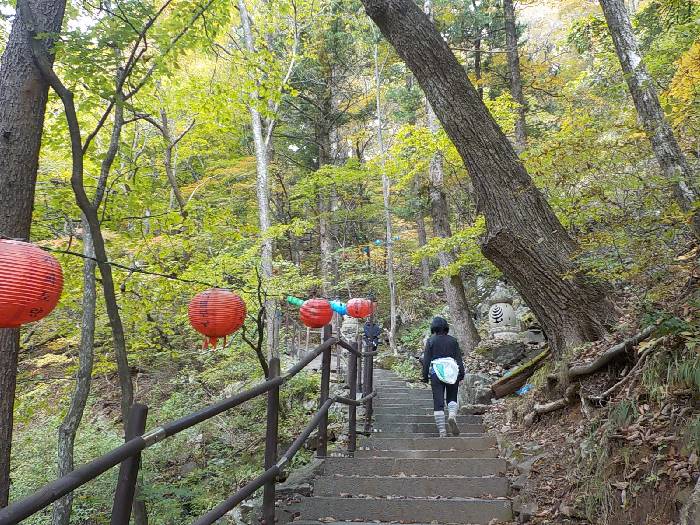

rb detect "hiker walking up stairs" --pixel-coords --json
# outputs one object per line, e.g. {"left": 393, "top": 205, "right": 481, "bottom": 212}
{"left": 281, "top": 368, "right": 512, "bottom": 524}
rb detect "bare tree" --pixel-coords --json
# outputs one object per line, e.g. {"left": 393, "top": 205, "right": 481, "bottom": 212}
{"left": 237, "top": 0, "right": 300, "bottom": 359}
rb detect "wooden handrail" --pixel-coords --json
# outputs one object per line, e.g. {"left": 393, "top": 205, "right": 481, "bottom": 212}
{"left": 192, "top": 389, "right": 378, "bottom": 525}
{"left": 0, "top": 331, "right": 373, "bottom": 525}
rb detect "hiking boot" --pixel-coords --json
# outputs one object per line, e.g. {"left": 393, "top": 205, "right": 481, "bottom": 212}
{"left": 448, "top": 415, "right": 460, "bottom": 436}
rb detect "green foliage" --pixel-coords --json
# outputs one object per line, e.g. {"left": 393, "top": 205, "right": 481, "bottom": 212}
{"left": 391, "top": 357, "right": 421, "bottom": 383}
{"left": 609, "top": 399, "right": 639, "bottom": 431}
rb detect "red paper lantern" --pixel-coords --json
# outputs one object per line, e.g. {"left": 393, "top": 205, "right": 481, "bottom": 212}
{"left": 0, "top": 240, "right": 63, "bottom": 328}
{"left": 346, "top": 298, "right": 374, "bottom": 319}
{"left": 188, "top": 288, "right": 246, "bottom": 349}
{"left": 300, "top": 298, "right": 333, "bottom": 328}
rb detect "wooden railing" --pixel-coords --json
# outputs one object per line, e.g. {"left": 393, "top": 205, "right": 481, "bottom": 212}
{"left": 0, "top": 325, "right": 376, "bottom": 525}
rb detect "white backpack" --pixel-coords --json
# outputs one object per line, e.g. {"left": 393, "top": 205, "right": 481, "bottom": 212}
{"left": 430, "top": 357, "right": 460, "bottom": 384}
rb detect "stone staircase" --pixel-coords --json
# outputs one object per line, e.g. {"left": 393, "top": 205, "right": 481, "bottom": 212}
{"left": 280, "top": 368, "right": 512, "bottom": 524}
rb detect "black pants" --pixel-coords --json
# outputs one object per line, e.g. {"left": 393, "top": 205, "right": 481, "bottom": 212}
{"left": 430, "top": 373, "right": 458, "bottom": 411}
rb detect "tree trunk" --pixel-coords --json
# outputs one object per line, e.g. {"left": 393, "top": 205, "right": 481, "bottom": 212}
{"left": 88, "top": 89, "right": 135, "bottom": 434}
{"left": 159, "top": 108, "right": 188, "bottom": 217}
{"left": 318, "top": 191, "right": 333, "bottom": 296}
{"left": 374, "top": 41, "right": 398, "bottom": 355}
{"left": 52, "top": 219, "right": 96, "bottom": 525}
{"left": 0, "top": 330, "right": 18, "bottom": 508}
{"left": 598, "top": 0, "right": 700, "bottom": 239}
{"left": 316, "top": 92, "right": 335, "bottom": 296}
{"left": 360, "top": 0, "right": 616, "bottom": 355}
{"left": 415, "top": 211, "right": 432, "bottom": 287}
{"left": 472, "top": 0, "right": 483, "bottom": 99}
{"left": 503, "top": 0, "right": 527, "bottom": 152}
{"left": 424, "top": 0, "right": 481, "bottom": 352}
{"left": 0, "top": 0, "right": 66, "bottom": 506}
{"left": 238, "top": 0, "right": 278, "bottom": 360}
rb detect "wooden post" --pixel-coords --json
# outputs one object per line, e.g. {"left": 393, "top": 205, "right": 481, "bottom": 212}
{"left": 262, "top": 358, "right": 280, "bottom": 525}
{"left": 334, "top": 314, "right": 342, "bottom": 382}
{"left": 317, "top": 325, "right": 333, "bottom": 458}
{"left": 111, "top": 404, "right": 148, "bottom": 525}
{"left": 347, "top": 341, "right": 358, "bottom": 456}
{"left": 356, "top": 323, "right": 363, "bottom": 396}
{"left": 363, "top": 346, "right": 373, "bottom": 434}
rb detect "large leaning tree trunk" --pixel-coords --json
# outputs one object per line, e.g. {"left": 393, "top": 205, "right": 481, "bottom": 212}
{"left": 423, "top": 0, "right": 480, "bottom": 352}
{"left": 503, "top": 0, "right": 527, "bottom": 152}
{"left": 0, "top": 0, "right": 66, "bottom": 506}
{"left": 598, "top": 0, "right": 700, "bottom": 239}
{"left": 360, "top": 0, "right": 616, "bottom": 355}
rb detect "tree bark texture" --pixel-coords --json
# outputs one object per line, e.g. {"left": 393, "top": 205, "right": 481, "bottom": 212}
{"left": 503, "top": 0, "right": 527, "bottom": 152}
{"left": 52, "top": 219, "right": 96, "bottom": 525}
{"left": 598, "top": 0, "right": 700, "bottom": 239}
{"left": 0, "top": 0, "right": 66, "bottom": 506}
{"left": 361, "top": 0, "right": 616, "bottom": 355}
{"left": 424, "top": 0, "right": 480, "bottom": 352}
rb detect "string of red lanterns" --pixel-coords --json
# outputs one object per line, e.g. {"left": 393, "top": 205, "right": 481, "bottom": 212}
{"left": 0, "top": 238, "right": 380, "bottom": 350}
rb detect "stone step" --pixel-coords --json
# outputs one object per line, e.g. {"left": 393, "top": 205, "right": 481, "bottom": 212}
{"left": 293, "top": 522, "right": 432, "bottom": 525}
{"left": 363, "top": 408, "right": 437, "bottom": 416}
{"left": 361, "top": 432, "right": 484, "bottom": 439}
{"left": 377, "top": 386, "right": 430, "bottom": 392}
{"left": 373, "top": 400, "right": 435, "bottom": 408}
{"left": 293, "top": 522, "right": 433, "bottom": 525}
{"left": 322, "top": 457, "right": 506, "bottom": 477}
{"left": 314, "top": 474, "right": 509, "bottom": 498}
{"left": 371, "top": 422, "right": 485, "bottom": 434}
{"left": 373, "top": 414, "right": 482, "bottom": 425}
{"left": 355, "top": 448, "right": 498, "bottom": 459}
{"left": 360, "top": 435, "right": 496, "bottom": 451}
{"left": 375, "top": 394, "right": 433, "bottom": 401}
{"left": 281, "top": 496, "right": 512, "bottom": 524}
{"left": 376, "top": 394, "right": 434, "bottom": 400}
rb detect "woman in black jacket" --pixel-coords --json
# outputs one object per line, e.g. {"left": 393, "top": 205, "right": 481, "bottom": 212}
{"left": 422, "top": 317, "right": 465, "bottom": 437}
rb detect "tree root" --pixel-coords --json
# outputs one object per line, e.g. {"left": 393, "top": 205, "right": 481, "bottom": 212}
{"left": 587, "top": 342, "right": 659, "bottom": 403}
{"left": 524, "top": 384, "right": 578, "bottom": 427}
{"left": 524, "top": 327, "right": 659, "bottom": 425}
{"left": 547, "top": 325, "right": 657, "bottom": 385}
